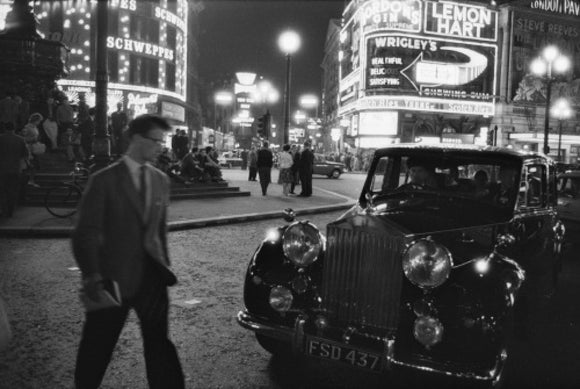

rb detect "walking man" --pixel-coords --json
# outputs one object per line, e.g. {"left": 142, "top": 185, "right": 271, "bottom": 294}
{"left": 248, "top": 146, "right": 258, "bottom": 181}
{"left": 256, "top": 141, "right": 273, "bottom": 196}
{"left": 0, "top": 122, "right": 29, "bottom": 218}
{"left": 111, "top": 102, "right": 128, "bottom": 155}
{"left": 298, "top": 141, "right": 314, "bottom": 197}
{"left": 72, "top": 115, "right": 184, "bottom": 389}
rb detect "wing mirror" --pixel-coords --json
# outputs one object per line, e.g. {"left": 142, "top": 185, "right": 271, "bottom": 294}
{"left": 283, "top": 208, "right": 296, "bottom": 223}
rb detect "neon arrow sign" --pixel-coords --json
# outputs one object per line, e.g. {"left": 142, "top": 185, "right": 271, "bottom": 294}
{"left": 400, "top": 46, "right": 488, "bottom": 91}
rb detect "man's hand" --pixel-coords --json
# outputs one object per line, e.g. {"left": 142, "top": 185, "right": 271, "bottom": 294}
{"left": 82, "top": 274, "right": 104, "bottom": 302}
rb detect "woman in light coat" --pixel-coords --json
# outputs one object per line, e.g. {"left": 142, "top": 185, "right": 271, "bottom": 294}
{"left": 278, "top": 144, "right": 294, "bottom": 196}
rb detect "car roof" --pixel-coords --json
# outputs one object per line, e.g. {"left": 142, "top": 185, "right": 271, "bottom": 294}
{"left": 374, "top": 143, "right": 548, "bottom": 161}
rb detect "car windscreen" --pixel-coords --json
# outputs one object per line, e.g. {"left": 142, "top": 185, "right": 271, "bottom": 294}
{"left": 367, "top": 152, "right": 522, "bottom": 211}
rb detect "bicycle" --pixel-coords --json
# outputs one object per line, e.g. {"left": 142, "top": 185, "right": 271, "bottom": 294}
{"left": 44, "top": 163, "right": 90, "bottom": 218}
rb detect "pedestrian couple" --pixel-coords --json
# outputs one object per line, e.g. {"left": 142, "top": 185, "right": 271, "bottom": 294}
{"left": 255, "top": 141, "right": 314, "bottom": 197}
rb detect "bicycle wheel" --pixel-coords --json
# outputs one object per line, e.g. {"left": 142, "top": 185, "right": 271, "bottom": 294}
{"left": 44, "top": 184, "right": 83, "bottom": 218}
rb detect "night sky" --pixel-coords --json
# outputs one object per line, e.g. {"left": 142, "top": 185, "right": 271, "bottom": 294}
{"left": 198, "top": 0, "right": 345, "bottom": 120}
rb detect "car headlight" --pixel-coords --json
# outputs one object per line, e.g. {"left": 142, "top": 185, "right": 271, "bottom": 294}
{"left": 402, "top": 239, "right": 453, "bottom": 289}
{"left": 282, "top": 222, "right": 324, "bottom": 267}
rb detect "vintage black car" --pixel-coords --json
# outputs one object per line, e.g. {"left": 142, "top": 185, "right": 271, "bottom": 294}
{"left": 237, "top": 145, "right": 565, "bottom": 386}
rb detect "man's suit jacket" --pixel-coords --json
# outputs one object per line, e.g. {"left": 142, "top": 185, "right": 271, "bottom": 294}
{"left": 72, "top": 160, "right": 175, "bottom": 299}
{"left": 298, "top": 149, "right": 314, "bottom": 174}
{"left": 0, "top": 133, "right": 29, "bottom": 174}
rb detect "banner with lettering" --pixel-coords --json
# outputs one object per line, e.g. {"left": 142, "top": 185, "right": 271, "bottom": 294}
{"left": 511, "top": 9, "right": 580, "bottom": 105}
{"left": 365, "top": 34, "right": 496, "bottom": 102}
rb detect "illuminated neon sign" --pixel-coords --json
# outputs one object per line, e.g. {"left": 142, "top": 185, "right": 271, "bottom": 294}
{"left": 111, "top": 0, "right": 137, "bottom": 11}
{"left": 154, "top": 6, "right": 186, "bottom": 31}
{"left": 365, "top": 33, "right": 497, "bottom": 102}
{"left": 359, "top": 0, "right": 422, "bottom": 32}
{"left": 106, "top": 36, "right": 174, "bottom": 61}
{"left": 353, "top": 96, "right": 495, "bottom": 116}
{"left": 425, "top": 1, "right": 497, "bottom": 41}
{"left": 530, "top": 0, "right": 580, "bottom": 16}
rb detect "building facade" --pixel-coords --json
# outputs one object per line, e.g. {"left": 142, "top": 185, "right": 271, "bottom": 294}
{"left": 338, "top": 0, "right": 498, "bottom": 149}
{"left": 24, "top": 0, "right": 201, "bottom": 132}
{"left": 337, "top": 0, "right": 580, "bottom": 160}
{"left": 321, "top": 19, "right": 342, "bottom": 151}
{"left": 493, "top": 1, "right": 580, "bottom": 163}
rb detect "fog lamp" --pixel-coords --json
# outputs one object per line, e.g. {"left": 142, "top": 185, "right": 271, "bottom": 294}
{"left": 315, "top": 315, "right": 328, "bottom": 330}
{"left": 269, "top": 286, "right": 293, "bottom": 312}
{"left": 413, "top": 316, "right": 444, "bottom": 348}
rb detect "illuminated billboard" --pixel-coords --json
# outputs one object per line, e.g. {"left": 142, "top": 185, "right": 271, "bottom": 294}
{"left": 340, "top": 0, "right": 498, "bottom": 117}
{"left": 365, "top": 34, "right": 497, "bottom": 102}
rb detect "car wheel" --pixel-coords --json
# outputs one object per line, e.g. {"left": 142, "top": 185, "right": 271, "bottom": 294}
{"left": 331, "top": 169, "right": 341, "bottom": 179}
{"left": 256, "top": 333, "right": 292, "bottom": 356}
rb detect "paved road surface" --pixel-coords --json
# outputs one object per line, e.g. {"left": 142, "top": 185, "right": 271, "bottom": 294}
{"left": 0, "top": 212, "right": 579, "bottom": 388}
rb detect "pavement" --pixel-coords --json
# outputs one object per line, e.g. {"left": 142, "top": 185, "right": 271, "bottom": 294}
{"left": 0, "top": 168, "right": 358, "bottom": 238}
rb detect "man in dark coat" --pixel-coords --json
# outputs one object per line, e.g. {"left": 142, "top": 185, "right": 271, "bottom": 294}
{"left": 256, "top": 141, "right": 273, "bottom": 195}
{"left": 72, "top": 115, "right": 184, "bottom": 389}
{"left": 298, "top": 141, "right": 314, "bottom": 197}
{"left": 0, "top": 122, "right": 29, "bottom": 217}
{"left": 290, "top": 145, "right": 300, "bottom": 194}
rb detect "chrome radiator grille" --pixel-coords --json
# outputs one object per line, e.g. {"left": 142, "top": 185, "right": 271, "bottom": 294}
{"left": 321, "top": 224, "right": 403, "bottom": 332}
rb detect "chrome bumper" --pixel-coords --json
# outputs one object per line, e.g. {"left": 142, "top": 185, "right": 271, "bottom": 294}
{"left": 237, "top": 310, "right": 504, "bottom": 382}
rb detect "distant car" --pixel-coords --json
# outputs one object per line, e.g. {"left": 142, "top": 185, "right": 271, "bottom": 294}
{"left": 313, "top": 154, "right": 345, "bottom": 178}
{"left": 557, "top": 170, "right": 580, "bottom": 227}
{"left": 218, "top": 152, "right": 243, "bottom": 168}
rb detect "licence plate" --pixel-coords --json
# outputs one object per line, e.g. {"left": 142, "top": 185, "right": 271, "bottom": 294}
{"left": 306, "top": 337, "right": 382, "bottom": 371}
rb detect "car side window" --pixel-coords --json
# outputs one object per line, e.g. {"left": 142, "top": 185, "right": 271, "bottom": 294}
{"left": 519, "top": 164, "right": 547, "bottom": 209}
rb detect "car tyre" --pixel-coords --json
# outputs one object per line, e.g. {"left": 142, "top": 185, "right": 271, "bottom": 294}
{"left": 256, "top": 333, "right": 292, "bottom": 356}
{"left": 331, "top": 169, "right": 341, "bottom": 179}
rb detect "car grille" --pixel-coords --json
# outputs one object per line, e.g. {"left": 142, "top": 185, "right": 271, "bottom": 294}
{"left": 321, "top": 223, "right": 403, "bottom": 333}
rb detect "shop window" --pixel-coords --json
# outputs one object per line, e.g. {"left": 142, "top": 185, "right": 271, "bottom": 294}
{"left": 130, "top": 55, "right": 142, "bottom": 85}
{"left": 167, "top": 26, "right": 176, "bottom": 48}
{"left": 166, "top": 62, "right": 176, "bottom": 91}
{"left": 167, "top": 0, "right": 177, "bottom": 13}
{"left": 140, "top": 57, "right": 159, "bottom": 88}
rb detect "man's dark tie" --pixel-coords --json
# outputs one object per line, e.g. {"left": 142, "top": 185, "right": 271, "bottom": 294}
{"left": 140, "top": 165, "right": 147, "bottom": 215}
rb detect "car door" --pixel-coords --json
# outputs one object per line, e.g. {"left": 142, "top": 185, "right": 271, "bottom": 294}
{"left": 313, "top": 155, "right": 329, "bottom": 176}
{"left": 510, "top": 162, "right": 558, "bottom": 280}
{"left": 558, "top": 174, "right": 580, "bottom": 224}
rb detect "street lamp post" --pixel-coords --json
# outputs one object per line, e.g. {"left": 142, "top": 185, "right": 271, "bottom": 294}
{"left": 93, "top": 0, "right": 110, "bottom": 170}
{"left": 530, "top": 45, "right": 571, "bottom": 155}
{"left": 551, "top": 98, "right": 573, "bottom": 162}
{"left": 278, "top": 30, "right": 301, "bottom": 145}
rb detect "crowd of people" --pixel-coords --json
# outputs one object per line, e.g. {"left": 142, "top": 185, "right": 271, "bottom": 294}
{"left": 323, "top": 150, "right": 374, "bottom": 173}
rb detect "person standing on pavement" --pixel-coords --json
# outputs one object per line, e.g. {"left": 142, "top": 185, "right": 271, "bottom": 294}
{"left": 298, "top": 141, "right": 314, "bottom": 197}
{"left": 278, "top": 144, "right": 294, "bottom": 196}
{"left": 111, "top": 102, "right": 128, "bottom": 155}
{"left": 42, "top": 115, "right": 59, "bottom": 151}
{"left": 256, "top": 141, "right": 273, "bottom": 196}
{"left": 248, "top": 146, "right": 258, "bottom": 181}
{"left": 55, "top": 96, "right": 74, "bottom": 143}
{"left": 290, "top": 145, "right": 301, "bottom": 195}
{"left": 21, "top": 113, "right": 43, "bottom": 187}
{"left": 0, "top": 122, "right": 29, "bottom": 218}
{"left": 72, "top": 114, "right": 184, "bottom": 389}
{"left": 241, "top": 149, "right": 248, "bottom": 170}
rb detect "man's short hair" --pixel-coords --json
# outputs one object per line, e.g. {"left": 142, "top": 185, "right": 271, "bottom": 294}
{"left": 191, "top": 147, "right": 198, "bottom": 153}
{"left": 303, "top": 141, "right": 311, "bottom": 147}
{"left": 263, "top": 141, "right": 269, "bottom": 148}
{"left": 126, "top": 114, "right": 171, "bottom": 137}
{"left": 205, "top": 146, "right": 213, "bottom": 153}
